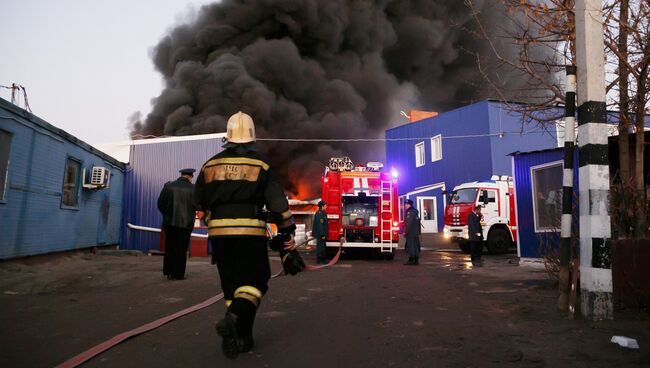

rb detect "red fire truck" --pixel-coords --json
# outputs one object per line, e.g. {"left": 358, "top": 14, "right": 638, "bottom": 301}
{"left": 442, "top": 175, "right": 517, "bottom": 254}
{"left": 320, "top": 157, "right": 400, "bottom": 259}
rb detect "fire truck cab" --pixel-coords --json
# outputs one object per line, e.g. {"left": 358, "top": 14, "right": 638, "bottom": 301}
{"left": 320, "top": 157, "right": 400, "bottom": 259}
{"left": 442, "top": 175, "right": 517, "bottom": 254}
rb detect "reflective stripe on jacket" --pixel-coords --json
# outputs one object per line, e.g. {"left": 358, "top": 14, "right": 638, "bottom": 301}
{"left": 194, "top": 148, "right": 294, "bottom": 237}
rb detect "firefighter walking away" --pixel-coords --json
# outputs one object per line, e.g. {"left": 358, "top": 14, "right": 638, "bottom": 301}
{"left": 194, "top": 111, "right": 305, "bottom": 359}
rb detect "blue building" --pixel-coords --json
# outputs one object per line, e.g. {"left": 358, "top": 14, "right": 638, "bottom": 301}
{"left": 511, "top": 148, "right": 578, "bottom": 261}
{"left": 0, "top": 98, "right": 125, "bottom": 259}
{"left": 512, "top": 129, "right": 650, "bottom": 261}
{"left": 385, "top": 100, "right": 562, "bottom": 233}
{"left": 97, "top": 134, "right": 225, "bottom": 253}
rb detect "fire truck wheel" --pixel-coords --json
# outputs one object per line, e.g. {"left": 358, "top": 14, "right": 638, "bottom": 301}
{"left": 486, "top": 228, "right": 512, "bottom": 254}
{"left": 458, "top": 242, "right": 471, "bottom": 254}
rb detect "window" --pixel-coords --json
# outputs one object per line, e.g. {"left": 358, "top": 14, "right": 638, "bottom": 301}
{"left": 531, "top": 162, "right": 563, "bottom": 231}
{"left": 480, "top": 190, "right": 496, "bottom": 203}
{"left": 415, "top": 142, "right": 425, "bottom": 167}
{"left": 0, "top": 130, "right": 11, "bottom": 201}
{"left": 61, "top": 158, "right": 81, "bottom": 208}
{"left": 430, "top": 135, "right": 442, "bottom": 162}
{"left": 450, "top": 188, "right": 477, "bottom": 204}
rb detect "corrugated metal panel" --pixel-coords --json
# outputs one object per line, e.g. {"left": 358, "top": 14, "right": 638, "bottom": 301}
{"left": 513, "top": 148, "right": 579, "bottom": 258}
{"left": 121, "top": 138, "right": 224, "bottom": 252}
{"left": 0, "top": 101, "right": 125, "bottom": 259}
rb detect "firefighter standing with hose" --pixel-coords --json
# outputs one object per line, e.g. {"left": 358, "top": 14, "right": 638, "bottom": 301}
{"left": 313, "top": 200, "right": 329, "bottom": 264}
{"left": 194, "top": 111, "right": 305, "bottom": 360}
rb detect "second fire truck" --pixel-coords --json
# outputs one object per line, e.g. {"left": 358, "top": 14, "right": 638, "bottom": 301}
{"left": 442, "top": 175, "right": 517, "bottom": 254}
{"left": 320, "top": 157, "right": 400, "bottom": 259}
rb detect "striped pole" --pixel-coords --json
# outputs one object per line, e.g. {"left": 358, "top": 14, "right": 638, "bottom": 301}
{"left": 558, "top": 65, "right": 576, "bottom": 311}
{"left": 575, "top": 0, "right": 612, "bottom": 319}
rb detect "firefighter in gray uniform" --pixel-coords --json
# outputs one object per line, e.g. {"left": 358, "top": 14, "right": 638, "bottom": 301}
{"left": 312, "top": 200, "right": 329, "bottom": 264}
{"left": 194, "top": 111, "right": 305, "bottom": 360}
{"left": 404, "top": 199, "right": 421, "bottom": 265}
{"left": 157, "top": 168, "right": 196, "bottom": 280}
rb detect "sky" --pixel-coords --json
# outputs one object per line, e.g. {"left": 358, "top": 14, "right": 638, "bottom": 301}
{"left": 0, "top": 0, "right": 215, "bottom": 145}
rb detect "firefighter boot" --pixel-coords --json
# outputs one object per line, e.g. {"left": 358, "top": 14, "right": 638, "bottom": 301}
{"left": 237, "top": 335, "right": 255, "bottom": 353}
{"left": 414, "top": 256, "right": 419, "bottom": 265}
{"left": 216, "top": 312, "right": 240, "bottom": 359}
{"left": 404, "top": 257, "right": 415, "bottom": 265}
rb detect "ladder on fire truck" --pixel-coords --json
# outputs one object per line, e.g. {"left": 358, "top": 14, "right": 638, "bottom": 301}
{"left": 380, "top": 179, "right": 394, "bottom": 252}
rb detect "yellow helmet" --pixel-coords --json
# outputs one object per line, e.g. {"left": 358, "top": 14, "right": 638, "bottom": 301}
{"left": 226, "top": 111, "right": 256, "bottom": 143}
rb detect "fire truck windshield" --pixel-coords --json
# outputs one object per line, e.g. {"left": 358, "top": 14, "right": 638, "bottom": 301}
{"left": 450, "top": 188, "right": 477, "bottom": 204}
{"left": 341, "top": 196, "right": 379, "bottom": 227}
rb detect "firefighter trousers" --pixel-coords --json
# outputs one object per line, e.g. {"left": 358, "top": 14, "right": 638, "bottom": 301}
{"left": 316, "top": 238, "right": 327, "bottom": 262}
{"left": 210, "top": 236, "right": 271, "bottom": 337}
{"left": 162, "top": 226, "right": 191, "bottom": 279}
{"left": 405, "top": 236, "right": 421, "bottom": 258}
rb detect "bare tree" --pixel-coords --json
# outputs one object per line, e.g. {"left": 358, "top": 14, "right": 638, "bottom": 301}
{"left": 467, "top": 0, "right": 650, "bottom": 238}
{"left": 465, "top": 0, "right": 576, "bottom": 127}
{"left": 603, "top": 0, "right": 650, "bottom": 238}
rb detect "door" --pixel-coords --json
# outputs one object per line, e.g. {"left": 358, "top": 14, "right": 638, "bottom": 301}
{"left": 417, "top": 196, "right": 438, "bottom": 233}
{"left": 479, "top": 189, "right": 499, "bottom": 220}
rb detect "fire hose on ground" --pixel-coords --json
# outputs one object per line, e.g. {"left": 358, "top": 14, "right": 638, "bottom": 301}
{"left": 55, "top": 224, "right": 343, "bottom": 368}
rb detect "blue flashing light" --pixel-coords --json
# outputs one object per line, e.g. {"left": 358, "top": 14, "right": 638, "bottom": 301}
{"left": 391, "top": 168, "right": 399, "bottom": 179}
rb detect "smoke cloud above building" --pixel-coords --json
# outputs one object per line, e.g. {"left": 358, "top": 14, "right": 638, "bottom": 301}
{"left": 131, "top": 0, "right": 506, "bottom": 198}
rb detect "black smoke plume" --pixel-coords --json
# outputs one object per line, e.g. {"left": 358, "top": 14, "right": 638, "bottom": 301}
{"left": 131, "top": 0, "right": 508, "bottom": 199}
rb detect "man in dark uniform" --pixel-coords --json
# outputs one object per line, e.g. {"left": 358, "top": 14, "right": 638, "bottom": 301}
{"left": 157, "top": 168, "right": 196, "bottom": 280}
{"left": 404, "top": 199, "right": 421, "bottom": 265}
{"left": 194, "top": 111, "right": 305, "bottom": 360}
{"left": 467, "top": 205, "right": 484, "bottom": 267}
{"left": 312, "top": 200, "right": 329, "bottom": 264}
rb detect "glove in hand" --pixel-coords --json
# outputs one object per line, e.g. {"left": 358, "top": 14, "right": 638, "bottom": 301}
{"left": 281, "top": 249, "right": 305, "bottom": 275}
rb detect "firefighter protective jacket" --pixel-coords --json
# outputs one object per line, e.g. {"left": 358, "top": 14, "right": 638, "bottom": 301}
{"left": 312, "top": 209, "right": 328, "bottom": 239}
{"left": 404, "top": 206, "right": 421, "bottom": 237}
{"left": 194, "top": 148, "right": 294, "bottom": 237}
{"left": 157, "top": 177, "right": 196, "bottom": 229}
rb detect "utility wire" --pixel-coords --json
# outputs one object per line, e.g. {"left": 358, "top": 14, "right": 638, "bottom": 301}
{"left": 128, "top": 129, "right": 549, "bottom": 143}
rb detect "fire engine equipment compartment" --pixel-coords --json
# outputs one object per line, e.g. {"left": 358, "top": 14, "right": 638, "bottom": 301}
{"left": 341, "top": 193, "right": 379, "bottom": 242}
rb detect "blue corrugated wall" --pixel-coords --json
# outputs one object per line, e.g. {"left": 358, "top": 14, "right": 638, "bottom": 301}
{"left": 121, "top": 138, "right": 224, "bottom": 252}
{"left": 0, "top": 98, "right": 125, "bottom": 259}
{"left": 513, "top": 148, "right": 579, "bottom": 258}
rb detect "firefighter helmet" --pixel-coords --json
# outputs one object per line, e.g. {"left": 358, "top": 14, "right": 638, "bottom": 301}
{"left": 226, "top": 111, "right": 256, "bottom": 143}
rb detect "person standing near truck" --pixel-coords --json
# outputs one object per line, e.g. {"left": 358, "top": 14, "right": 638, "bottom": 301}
{"left": 467, "top": 205, "right": 484, "bottom": 267}
{"left": 404, "top": 199, "right": 421, "bottom": 265}
{"left": 312, "top": 200, "right": 329, "bottom": 264}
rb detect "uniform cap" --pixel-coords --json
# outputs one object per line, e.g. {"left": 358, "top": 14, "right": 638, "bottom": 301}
{"left": 405, "top": 199, "right": 414, "bottom": 206}
{"left": 179, "top": 168, "right": 196, "bottom": 175}
{"left": 318, "top": 200, "right": 326, "bottom": 207}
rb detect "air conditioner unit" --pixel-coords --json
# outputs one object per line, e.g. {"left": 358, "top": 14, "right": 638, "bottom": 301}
{"left": 83, "top": 166, "right": 110, "bottom": 189}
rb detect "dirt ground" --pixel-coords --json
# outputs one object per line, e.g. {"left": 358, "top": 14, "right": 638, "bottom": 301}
{"left": 0, "top": 239, "right": 648, "bottom": 368}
